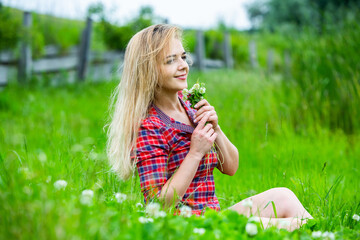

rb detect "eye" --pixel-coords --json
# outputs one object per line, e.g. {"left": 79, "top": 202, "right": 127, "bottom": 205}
{"left": 181, "top": 55, "right": 187, "bottom": 61}
{"left": 166, "top": 58, "right": 175, "bottom": 64}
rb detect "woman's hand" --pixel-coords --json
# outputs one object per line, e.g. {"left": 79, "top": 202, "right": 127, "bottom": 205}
{"left": 189, "top": 113, "right": 218, "bottom": 160}
{"left": 193, "top": 99, "right": 219, "bottom": 131}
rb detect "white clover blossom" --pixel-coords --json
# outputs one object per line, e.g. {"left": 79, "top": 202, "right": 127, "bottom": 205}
{"left": 182, "top": 88, "right": 189, "bottom": 96}
{"left": 54, "top": 180, "right": 67, "bottom": 190}
{"left": 145, "top": 202, "right": 161, "bottom": 217}
{"left": 80, "top": 189, "right": 94, "bottom": 206}
{"left": 245, "top": 223, "right": 258, "bottom": 236}
{"left": 199, "top": 87, "right": 206, "bottom": 94}
{"left": 38, "top": 152, "right": 47, "bottom": 162}
{"left": 114, "top": 192, "right": 127, "bottom": 203}
{"left": 136, "top": 202, "right": 143, "bottom": 208}
{"left": 179, "top": 205, "right": 192, "bottom": 218}
{"left": 156, "top": 211, "right": 167, "bottom": 218}
{"left": 241, "top": 198, "right": 253, "bottom": 208}
{"left": 322, "top": 231, "right": 335, "bottom": 240}
{"left": 312, "top": 231, "right": 322, "bottom": 238}
{"left": 248, "top": 216, "right": 260, "bottom": 223}
{"left": 353, "top": 214, "right": 360, "bottom": 221}
{"left": 138, "top": 216, "right": 154, "bottom": 224}
{"left": 193, "top": 228, "right": 205, "bottom": 235}
{"left": 192, "top": 83, "right": 200, "bottom": 90}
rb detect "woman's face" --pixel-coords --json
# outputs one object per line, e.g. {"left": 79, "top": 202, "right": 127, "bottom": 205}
{"left": 158, "top": 37, "right": 189, "bottom": 94}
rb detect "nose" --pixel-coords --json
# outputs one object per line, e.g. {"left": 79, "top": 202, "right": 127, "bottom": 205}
{"left": 178, "top": 57, "right": 189, "bottom": 71}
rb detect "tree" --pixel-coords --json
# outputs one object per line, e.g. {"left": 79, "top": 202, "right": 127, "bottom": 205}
{"left": 246, "top": 0, "right": 360, "bottom": 33}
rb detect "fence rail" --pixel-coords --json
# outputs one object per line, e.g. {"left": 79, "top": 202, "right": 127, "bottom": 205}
{"left": 0, "top": 10, "right": 292, "bottom": 87}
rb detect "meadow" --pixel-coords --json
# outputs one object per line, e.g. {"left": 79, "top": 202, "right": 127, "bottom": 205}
{"left": 0, "top": 69, "right": 359, "bottom": 239}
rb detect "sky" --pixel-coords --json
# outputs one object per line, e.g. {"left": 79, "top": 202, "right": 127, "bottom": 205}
{"left": 2, "top": 0, "right": 254, "bottom": 30}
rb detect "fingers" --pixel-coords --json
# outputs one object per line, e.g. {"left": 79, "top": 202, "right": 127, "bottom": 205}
{"left": 195, "top": 105, "right": 214, "bottom": 119}
{"left": 209, "top": 132, "right": 218, "bottom": 142}
{"left": 196, "top": 112, "right": 210, "bottom": 129}
{"left": 194, "top": 110, "right": 215, "bottom": 123}
{"left": 194, "top": 99, "right": 209, "bottom": 109}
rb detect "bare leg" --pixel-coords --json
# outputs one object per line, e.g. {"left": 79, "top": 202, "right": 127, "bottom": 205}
{"left": 257, "top": 217, "right": 308, "bottom": 231}
{"left": 228, "top": 187, "right": 313, "bottom": 230}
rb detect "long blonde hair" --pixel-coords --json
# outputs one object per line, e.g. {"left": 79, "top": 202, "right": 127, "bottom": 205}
{"left": 107, "top": 24, "right": 182, "bottom": 180}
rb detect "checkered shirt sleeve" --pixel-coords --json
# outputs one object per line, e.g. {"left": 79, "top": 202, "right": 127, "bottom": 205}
{"left": 136, "top": 119, "right": 169, "bottom": 201}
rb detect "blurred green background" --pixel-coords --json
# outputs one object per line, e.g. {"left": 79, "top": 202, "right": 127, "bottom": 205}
{"left": 1, "top": 0, "right": 360, "bottom": 239}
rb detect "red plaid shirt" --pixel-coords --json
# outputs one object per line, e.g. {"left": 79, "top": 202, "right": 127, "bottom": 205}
{"left": 136, "top": 94, "right": 220, "bottom": 215}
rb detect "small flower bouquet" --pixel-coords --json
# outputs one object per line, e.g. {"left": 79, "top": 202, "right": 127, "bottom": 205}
{"left": 182, "top": 82, "right": 206, "bottom": 108}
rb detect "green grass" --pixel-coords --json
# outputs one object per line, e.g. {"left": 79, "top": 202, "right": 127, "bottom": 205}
{"left": 0, "top": 69, "right": 359, "bottom": 239}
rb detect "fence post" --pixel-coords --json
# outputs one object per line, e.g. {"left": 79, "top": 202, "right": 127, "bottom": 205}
{"left": 0, "top": 65, "right": 7, "bottom": 86}
{"left": 249, "top": 40, "right": 258, "bottom": 68}
{"left": 77, "top": 17, "right": 92, "bottom": 81}
{"left": 223, "top": 31, "right": 233, "bottom": 69}
{"left": 195, "top": 30, "right": 205, "bottom": 71}
{"left": 284, "top": 50, "right": 291, "bottom": 78}
{"left": 18, "top": 11, "right": 32, "bottom": 84}
{"left": 267, "top": 49, "right": 274, "bottom": 75}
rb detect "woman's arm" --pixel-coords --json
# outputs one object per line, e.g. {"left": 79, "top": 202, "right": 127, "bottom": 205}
{"left": 159, "top": 113, "right": 217, "bottom": 207}
{"left": 193, "top": 100, "right": 239, "bottom": 176}
{"left": 213, "top": 126, "right": 239, "bottom": 176}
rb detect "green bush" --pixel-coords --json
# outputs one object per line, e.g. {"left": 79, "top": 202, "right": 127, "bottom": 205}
{"left": 0, "top": 7, "right": 21, "bottom": 50}
{"left": 230, "top": 31, "right": 249, "bottom": 68}
{"left": 290, "top": 18, "right": 360, "bottom": 133}
{"left": 204, "top": 30, "right": 224, "bottom": 60}
{"left": 98, "top": 22, "right": 133, "bottom": 51}
{"left": 33, "top": 13, "right": 82, "bottom": 55}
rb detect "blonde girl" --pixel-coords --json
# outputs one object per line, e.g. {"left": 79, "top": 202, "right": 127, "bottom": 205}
{"left": 107, "top": 24, "right": 312, "bottom": 231}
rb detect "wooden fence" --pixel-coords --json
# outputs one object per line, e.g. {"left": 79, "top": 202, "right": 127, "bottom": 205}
{"left": 0, "top": 11, "right": 237, "bottom": 87}
{"left": 0, "top": 11, "right": 290, "bottom": 87}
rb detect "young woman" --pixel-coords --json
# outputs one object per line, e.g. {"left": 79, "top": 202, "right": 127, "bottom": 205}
{"left": 107, "top": 24, "right": 313, "bottom": 231}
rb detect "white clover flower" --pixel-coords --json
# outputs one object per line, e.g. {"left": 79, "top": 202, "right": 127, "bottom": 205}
{"left": 114, "top": 192, "right": 127, "bottom": 203}
{"left": 182, "top": 88, "right": 189, "bottom": 96}
{"left": 199, "top": 87, "right": 206, "bottom": 94}
{"left": 80, "top": 189, "right": 94, "bottom": 206}
{"left": 322, "top": 231, "right": 335, "bottom": 240}
{"left": 241, "top": 198, "right": 253, "bottom": 208}
{"left": 54, "top": 180, "right": 67, "bottom": 190}
{"left": 145, "top": 202, "right": 161, "bottom": 217}
{"left": 179, "top": 205, "right": 192, "bottom": 218}
{"left": 248, "top": 216, "right": 260, "bottom": 223}
{"left": 312, "top": 231, "right": 322, "bottom": 238}
{"left": 138, "top": 216, "right": 153, "bottom": 224}
{"left": 136, "top": 202, "right": 143, "bottom": 208}
{"left": 352, "top": 214, "right": 360, "bottom": 221}
{"left": 193, "top": 228, "right": 205, "bottom": 235}
{"left": 38, "top": 152, "right": 47, "bottom": 163}
{"left": 245, "top": 223, "right": 258, "bottom": 236}
{"left": 193, "top": 83, "right": 200, "bottom": 90}
{"left": 82, "top": 189, "right": 94, "bottom": 197}
{"left": 156, "top": 211, "right": 167, "bottom": 218}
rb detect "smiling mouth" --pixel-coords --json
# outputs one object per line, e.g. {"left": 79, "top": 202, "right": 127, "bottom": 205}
{"left": 175, "top": 74, "right": 187, "bottom": 80}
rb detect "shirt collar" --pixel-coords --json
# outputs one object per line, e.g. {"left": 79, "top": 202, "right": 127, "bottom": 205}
{"left": 151, "top": 95, "right": 196, "bottom": 133}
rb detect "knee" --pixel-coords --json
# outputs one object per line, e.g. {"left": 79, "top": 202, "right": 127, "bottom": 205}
{"left": 272, "top": 187, "right": 296, "bottom": 200}
{"left": 272, "top": 187, "right": 298, "bottom": 217}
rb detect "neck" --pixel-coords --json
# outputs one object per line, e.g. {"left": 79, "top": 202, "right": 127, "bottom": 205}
{"left": 154, "top": 91, "right": 182, "bottom": 112}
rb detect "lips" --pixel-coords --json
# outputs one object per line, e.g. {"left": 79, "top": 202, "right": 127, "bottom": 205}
{"left": 175, "top": 74, "right": 187, "bottom": 80}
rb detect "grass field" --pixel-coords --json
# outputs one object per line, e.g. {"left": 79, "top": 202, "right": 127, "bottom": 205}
{"left": 0, "top": 69, "right": 359, "bottom": 239}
